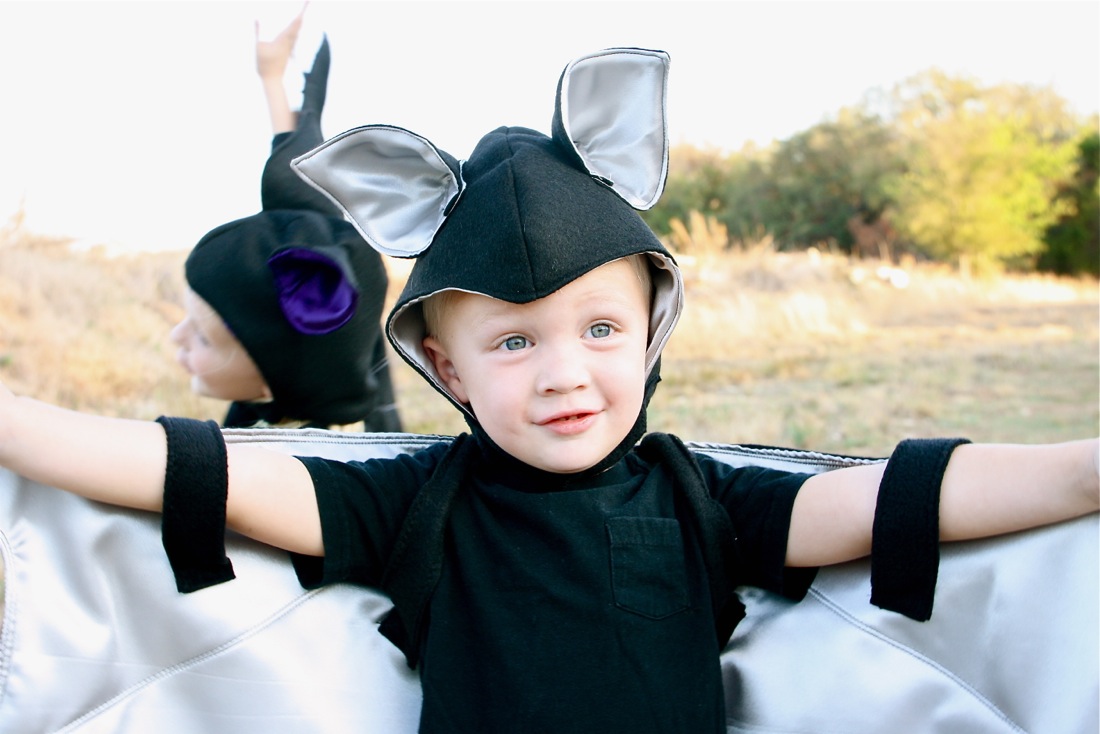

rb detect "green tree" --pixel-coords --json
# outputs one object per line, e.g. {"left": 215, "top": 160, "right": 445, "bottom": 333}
{"left": 765, "top": 108, "right": 904, "bottom": 255}
{"left": 1039, "top": 129, "right": 1100, "bottom": 276}
{"left": 887, "top": 71, "right": 1080, "bottom": 273}
{"left": 644, "top": 144, "right": 734, "bottom": 237}
{"left": 707, "top": 144, "right": 776, "bottom": 248}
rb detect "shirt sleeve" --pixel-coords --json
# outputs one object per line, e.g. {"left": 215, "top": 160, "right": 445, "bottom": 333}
{"left": 698, "top": 455, "right": 818, "bottom": 600}
{"left": 289, "top": 442, "right": 448, "bottom": 589}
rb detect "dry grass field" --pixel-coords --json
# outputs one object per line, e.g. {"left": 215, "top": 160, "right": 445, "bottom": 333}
{"left": 0, "top": 235, "right": 1097, "bottom": 460}
{"left": 0, "top": 233, "right": 1097, "bottom": 607}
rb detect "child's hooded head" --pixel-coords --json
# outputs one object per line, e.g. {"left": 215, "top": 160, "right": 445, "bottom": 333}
{"left": 294, "top": 47, "right": 682, "bottom": 467}
{"left": 181, "top": 36, "right": 395, "bottom": 428}
{"left": 184, "top": 209, "right": 390, "bottom": 426}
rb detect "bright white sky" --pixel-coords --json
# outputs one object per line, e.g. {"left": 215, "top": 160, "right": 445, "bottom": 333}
{"left": 0, "top": 0, "right": 1096, "bottom": 254}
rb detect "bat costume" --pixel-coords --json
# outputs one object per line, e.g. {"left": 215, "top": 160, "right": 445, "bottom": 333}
{"left": 155, "top": 47, "right": 970, "bottom": 733}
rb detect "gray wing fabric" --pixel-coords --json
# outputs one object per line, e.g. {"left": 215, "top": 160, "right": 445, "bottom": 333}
{"left": 0, "top": 431, "right": 1095, "bottom": 733}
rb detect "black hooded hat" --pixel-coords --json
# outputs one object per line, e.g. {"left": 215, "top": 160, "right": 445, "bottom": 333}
{"left": 185, "top": 209, "right": 391, "bottom": 427}
{"left": 185, "top": 36, "right": 400, "bottom": 430}
{"left": 292, "top": 47, "right": 682, "bottom": 428}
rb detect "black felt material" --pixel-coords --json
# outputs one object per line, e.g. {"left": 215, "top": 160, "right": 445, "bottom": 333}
{"left": 378, "top": 433, "right": 474, "bottom": 666}
{"left": 377, "top": 427, "right": 758, "bottom": 667}
{"left": 391, "top": 126, "right": 669, "bottom": 319}
{"left": 637, "top": 432, "right": 747, "bottom": 646}
{"left": 187, "top": 34, "right": 399, "bottom": 430}
{"left": 187, "top": 211, "right": 392, "bottom": 427}
{"left": 261, "top": 35, "right": 341, "bottom": 217}
{"left": 157, "top": 416, "right": 235, "bottom": 593}
{"left": 870, "top": 437, "right": 971, "bottom": 621}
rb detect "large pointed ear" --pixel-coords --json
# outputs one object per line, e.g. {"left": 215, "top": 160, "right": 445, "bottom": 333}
{"left": 551, "top": 48, "right": 670, "bottom": 211}
{"left": 291, "top": 125, "right": 464, "bottom": 257}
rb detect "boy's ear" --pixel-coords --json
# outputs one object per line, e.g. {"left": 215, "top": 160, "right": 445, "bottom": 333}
{"left": 422, "top": 336, "right": 469, "bottom": 404}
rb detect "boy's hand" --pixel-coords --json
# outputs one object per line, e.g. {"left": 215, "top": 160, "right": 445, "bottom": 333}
{"left": 255, "top": 3, "right": 307, "bottom": 134}
{"left": 255, "top": 4, "right": 306, "bottom": 82}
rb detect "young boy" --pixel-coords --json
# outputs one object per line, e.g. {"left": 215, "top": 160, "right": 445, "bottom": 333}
{"left": 0, "top": 47, "right": 1096, "bottom": 733}
{"left": 171, "top": 9, "right": 402, "bottom": 432}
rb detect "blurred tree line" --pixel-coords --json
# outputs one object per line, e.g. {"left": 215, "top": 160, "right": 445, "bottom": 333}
{"left": 644, "top": 69, "right": 1099, "bottom": 276}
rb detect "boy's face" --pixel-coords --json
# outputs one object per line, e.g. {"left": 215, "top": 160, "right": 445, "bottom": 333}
{"left": 170, "top": 288, "right": 270, "bottom": 403}
{"left": 423, "top": 258, "right": 650, "bottom": 474}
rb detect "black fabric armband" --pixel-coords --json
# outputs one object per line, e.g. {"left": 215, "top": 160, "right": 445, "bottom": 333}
{"left": 156, "top": 416, "right": 235, "bottom": 593}
{"left": 870, "top": 437, "right": 971, "bottom": 621}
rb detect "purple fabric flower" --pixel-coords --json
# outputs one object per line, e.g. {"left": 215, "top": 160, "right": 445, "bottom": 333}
{"left": 268, "top": 247, "right": 359, "bottom": 335}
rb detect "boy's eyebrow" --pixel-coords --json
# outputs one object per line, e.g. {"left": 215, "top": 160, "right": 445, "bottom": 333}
{"left": 571, "top": 283, "right": 649, "bottom": 311}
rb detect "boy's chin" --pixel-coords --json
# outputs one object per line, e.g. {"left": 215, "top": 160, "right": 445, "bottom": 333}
{"left": 523, "top": 448, "right": 608, "bottom": 475}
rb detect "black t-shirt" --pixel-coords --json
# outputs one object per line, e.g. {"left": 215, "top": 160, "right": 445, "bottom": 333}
{"left": 293, "top": 439, "right": 812, "bottom": 733}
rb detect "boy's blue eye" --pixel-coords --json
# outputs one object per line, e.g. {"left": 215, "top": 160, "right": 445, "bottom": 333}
{"left": 503, "top": 336, "right": 528, "bottom": 351}
{"left": 588, "top": 323, "right": 612, "bottom": 338}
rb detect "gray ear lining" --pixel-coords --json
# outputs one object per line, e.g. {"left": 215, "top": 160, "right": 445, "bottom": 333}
{"left": 645, "top": 252, "right": 682, "bottom": 373}
{"left": 292, "top": 125, "right": 464, "bottom": 257}
{"left": 558, "top": 48, "right": 670, "bottom": 210}
{"left": 388, "top": 291, "right": 475, "bottom": 418}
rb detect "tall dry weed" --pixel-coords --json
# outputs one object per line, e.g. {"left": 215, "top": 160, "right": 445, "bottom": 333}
{"left": 0, "top": 240, "right": 222, "bottom": 420}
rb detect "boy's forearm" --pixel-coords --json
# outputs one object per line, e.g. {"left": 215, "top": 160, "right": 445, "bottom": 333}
{"left": 261, "top": 76, "right": 297, "bottom": 134}
{"left": 938, "top": 439, "right": 1100, "bottom": 541}
{"left": 0, "top": 395, "right": 167, "bottom": 511}
{"left": 0, "top": 392, "right": 324, "bottom": 556}
{"left": 788, "top": 438, "right": 1100, "bottom": 568}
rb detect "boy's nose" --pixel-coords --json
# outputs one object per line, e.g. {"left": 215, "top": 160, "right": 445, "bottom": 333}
{"left": 169, "top": 320, "right": 188, "bottom": 346}
{"left": 536, "top": 342, "right": 589, "bottom": 395}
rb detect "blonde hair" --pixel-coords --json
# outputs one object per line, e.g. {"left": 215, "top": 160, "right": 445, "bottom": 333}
{"left": 422, "top": 289, "right": 467, "bottom": 339}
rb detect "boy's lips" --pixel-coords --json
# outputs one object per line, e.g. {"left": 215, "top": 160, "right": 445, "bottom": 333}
{"left": 175, "top": 351, "right": 192, "bottom": 373}
{"left": 537, "top": 409, "right": 599, "bottom": 436}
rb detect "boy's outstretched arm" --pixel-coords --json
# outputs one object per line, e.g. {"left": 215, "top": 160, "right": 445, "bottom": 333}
{"left": 255, "top": 5, "right": 307, "bottom": 135}
{"left": 0, "top": 384, "right": 323, "bottom": 557}
{"left": 785, "top": 438, "right": 1100, "bottom": 568}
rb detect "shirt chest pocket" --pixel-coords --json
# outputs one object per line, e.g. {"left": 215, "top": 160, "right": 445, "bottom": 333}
{"left": 606, "top": 517, "right": 691, "bottom": 619}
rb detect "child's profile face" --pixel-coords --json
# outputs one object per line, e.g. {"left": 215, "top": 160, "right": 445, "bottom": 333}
{"left": 170, "top": 288, "right": 270, "bottom": 404}
{"left": 423, "top": 258, "right": 650, "bottom": 473}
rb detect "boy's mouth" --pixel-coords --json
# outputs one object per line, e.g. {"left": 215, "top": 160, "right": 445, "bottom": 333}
{"left": 174, "top": 351, "right": 193, "bottom": 374}
{"left": 538, "top": 410, "right": 598, "bottom": 435}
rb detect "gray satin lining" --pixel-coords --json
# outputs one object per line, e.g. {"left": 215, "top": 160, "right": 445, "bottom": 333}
{"left": 293, "top": 125, "right": 462, "bottom": 257}
{"left": 559, "top": 48, "right": 669, "bottom": 210}
{"left": 0, "top": 433, "right": 1096, "bottom": 732}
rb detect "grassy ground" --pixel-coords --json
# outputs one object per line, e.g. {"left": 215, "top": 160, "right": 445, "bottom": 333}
{"left": 393, "top": 248, "right": 1099, "bottom": 457}
{"left": 1, "top": 238, "right": 1095, "bottom": 457}
{"left": 651, "top": 251, "right": 1098, "bottom": 456}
